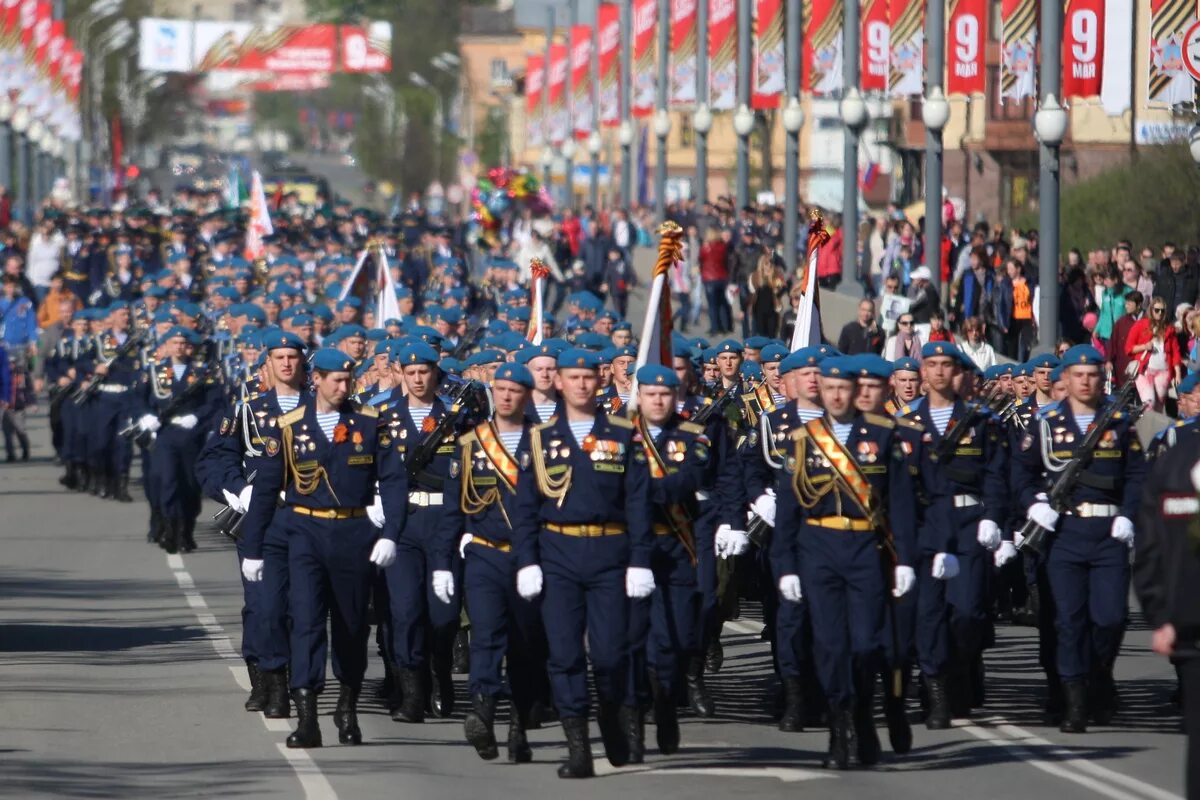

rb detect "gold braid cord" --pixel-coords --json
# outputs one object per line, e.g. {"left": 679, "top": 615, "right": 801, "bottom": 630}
{"left": 654, "top": 221, "right": 685, "bottom": 278}
{"left": 281, "top": 422, "right": 336, "bottom": 500}
{"left": 791, "top": 431, "right": 842, "bottom": 515}
{"left": 530, "top": 426, "right": 571, "bottom": 507}
{"left": 459, "top": 438, "right": 513, "bottom": 528}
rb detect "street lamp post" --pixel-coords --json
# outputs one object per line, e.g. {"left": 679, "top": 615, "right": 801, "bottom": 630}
{"left": 0, "top": 98, "right": 11, "bottom": 199}
{"left": 587, "top": 130, "right": 602, "bottom": 209}
{"left": 1036, "top": 0, "right": 1065, "bottom": 353}
{"left": 781, "top": 0, "right": 803, "bottom": 272}
{"left": 734, "top": 0, "right": 751, "bottom": 207}
{"left": 12, "top": 107, "right": 29, "bottom": 224}
{"left": 589, "top": 0, "right": 601, "bottom": 209}
{"left": 541, "top": 145, "right": 555, "bottom": 195}
{"left": 694, "top": 0, "right": 709, "bottom": 221}
{"left": 544, "top": 5, "right": 556, "bottom": 200}
{"left": 839, "top": 88, "right": 868, "bottom": 289}
{"left": 923, "top": 0, "right": 946, "bottom": 293}
{"left": 561, "top": 137, "right": 576, "bottom": 207}
{"left": 619, "top": 0, "right": 632, "bottom": 207}
{"left": 654, "top": 0, "right": 669, "bottom": 221}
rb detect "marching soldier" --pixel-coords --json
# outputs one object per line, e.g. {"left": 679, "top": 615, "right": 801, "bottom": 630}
{"left": 82, "top": 302, "right": 141, "bottom": 502}
{"left": 239, "top": 348, "right": 407, "bottom": 748}
{"left": 511, "top": 348, "right": 653, "bottom": 778}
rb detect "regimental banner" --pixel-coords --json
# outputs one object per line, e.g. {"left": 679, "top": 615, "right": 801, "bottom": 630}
{"left": 1148, "top": 0, "right": 1197, "bottom": 106}
{"left": 137, "top": 18, "right": 392, "bottom": 73}
{"left": 708, "top": 0, "right": 737, "bottom": 109}
{"left": 947, "top": 0, "right": 987, "bottom": 95}
{"left": 632, "top": 0, "right": 656, "bottom": 117}
{"left": 526, "top": 54, "right": 544, "bottom": 147}
{"left": 548, "top": 42, "right": 569, "bottom": 145}
{"left": 888, "top": 0, "right": 924, "bottom": 97}
{"left": 1000, "top": 0, "right": 1038, "bottom": 103}
{"left": 670, "top": 0, "right": 698, "bottom": 107}
{"left": 753, "top": 0, "right": 784, "bottom": 107}
{"left": 804, "top": 0, "right": 844, "bottom": 96}
{"left": 597, "top": 3, "right": 620, "bottom": 126}
{"left": 860, "top": 0, "right": 889, "bottom": 92}
{"left": 570, "top": 24, "right": 593, "bottom": 139}
{"left": 340, "top": 22, "right": 391, "bottom": 73}
{"left": 1062, "top": 0, "right": 1105, "bottom": 97}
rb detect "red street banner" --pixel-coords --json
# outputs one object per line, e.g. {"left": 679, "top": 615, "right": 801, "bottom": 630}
{"left": 670, "top": 0, "right": 698, "bottom": 107}
{"left": 709, "top": 0, "right": 736, "bottom": 109}
{"left": 752, "top": 0, "right": 783, "bottom": 107}
{"left": 526, "top": 54, "right": 544, "bottom": 147}
{"left": 888, "top": 0, "right": 924, "bottom": 97}
{"left": 197, "top": 24, "right": 338, "bottom": 73}
{"left": 340, "top": 23, "right": 391, "bottom": 73}
{"left": 597, "top": 3, "right": 620, "bottom": 127}
{"left": 947, "top": 0, "right": 986, "bottom": 95}
{"left": 548, "top": 42, "right": 569, "bottom": 145}
{"left": 1148, "top": 0, "right": 1196, "bottom": 105}
{"left": 570, "top": 24, "right": 593, "bottom": 139}
{"left": 632, "top": 0, "right": 656, "bottom": 117}
{"left": 1000, "top": 0, "right": 1037, "bottom": 103}
{"left": 860, "top": 0, "right": 888, "bottom": 92}
{"left": 804, "top": 0, "right": 843, "bottom": 96}
{"left": 1062, "top": 0, "right": 1104, "bottom": 97}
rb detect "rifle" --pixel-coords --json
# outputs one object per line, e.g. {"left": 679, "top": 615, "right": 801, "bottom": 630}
{"left": 1017, "top": 381, "right": 1144, "bottom": 556}
{"left": 119, "top": 363, "right": 219, "bottom": 448}
{"left": 406, "top": 379, "right": 490, "bottom": 485}
{"left": 928, "top": 400, "right": 988, "bottom": 465}
{"left": 450, "top": 314, "right": 490, "bottom": 361}
{"left": 73, "top": 329, "right": 146, "bottom": 405}
{"left": 212, "top": 469, "right": 257, "bottom": 542}
{"left": 691, "top": 378, "right": 741, "bottom": 427}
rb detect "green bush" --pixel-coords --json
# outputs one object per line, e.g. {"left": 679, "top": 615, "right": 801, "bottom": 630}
{"left": 1015, "top": 143, "right": 1200, "bottom": 257}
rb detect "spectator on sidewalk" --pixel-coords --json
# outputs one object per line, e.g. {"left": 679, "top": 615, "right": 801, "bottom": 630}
{"left": 1109, "top": 290, "right": 1144, "bottom": 387}
{"left": 836, "top": 298, "right": 884, "bottom": 355}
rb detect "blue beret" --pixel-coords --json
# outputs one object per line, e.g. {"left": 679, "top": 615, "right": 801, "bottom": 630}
{"left": 309, "top": 305, "right": 334, "bottom": 321}
{"left": 108, "top": 300, "right": 129, "bottom": 311}
{"left": 518, "top": 341, "right": 563, "bottom": 364}
{"left": 611, "top": 344, "right": 638, "bottom": 360}
{"left": 161, "top": 325, "right": 190, "bottom": 342}
{"left": 819, "top": 356, "right": 857, "bottom": 379}
{"left": 474, "top": 349, "right": 506, "bottom": 365}
{"left": 716, "top": 339, "right": 743, "bottom": 355}
{"left": 508, "top": 306, "right": 532, "bottom": 322}
{"left": 262, "top": 331, "right": 306, "bottom": 353}
{"left": 1060, "top": 345, "right": 1104, "bottom": 367}
{"left": 398, "top": 342, "right": 440, "bottom": 366}
{"left": 1050, "top": 364, "right": 1066, "bottom": 382}
{"left": 153, "top": 308, "right": 174, "bottom": 323}
{"left": 636, "top": 364, "right": 679, "bottom": 388}
{"left": 744, "top": 336, "right": 773, "bottom": 350}
{"left": 740, "top": 361, "right": 764, "bottom": 380}
{"left": 983, "top": 364, "right": 1008, "bottom": 381}
{"left": 893, "top": 356, "right": 921, "bottom": 373}
{"left": 613, "top": 320, "right": 632, "bottom": 332}
{"left": 291, "top": 314, "right": 314, "bottom": 328}
{"left": 440, "top": 357, "right": 462, "bottom": 375}
{"left": 921, "top": 341, "right": 964, "bottom": 361}
{"left": 1178, "top": 371, "right": 1199, "bottom": 393}
{"left": 395, "top": 286, "right": 414, "bottom": 299}
{"left": 336, "top": 297, "right": 363, "bottom": 310}
{"left": 1028, "top": 353, "right": 1061, "bottom": 370}
{"left": 373, "top": 340, "right": 392, "bottom": 356}
{"left": 366, "top": 329, "right": 387, "bottom": 342}
{"left": 215, "top": 286, "right": 240, "bottom": 300}
{"left": 493, "top": 363, "right": 534, "bottom": 387}
{"left": 1015, "top": 363, "right": 1033, "bottom": 378}
{"left": 557, "top": 347, "right": 601, "bottom": 371}
{"left": 855, "top": 354, "right": 894, "bottom": 380}
{"left": 759, "top": 343, "right": 789, "bottom": 364}
{"left": 595, "top": 347, "right": 615, "bottom": 365}
{"left": 310, "top": 348, "right": 355, "bottom": 372}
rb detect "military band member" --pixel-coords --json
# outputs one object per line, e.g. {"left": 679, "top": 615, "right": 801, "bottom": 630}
{"left": 511, "top": 348, "right": 653, "bottom": 778}
{"left": 83, "top": 302, "right": 140, "bottom": 502}
{"left": 239, "top": 348, "right": 407, "bottom": 748}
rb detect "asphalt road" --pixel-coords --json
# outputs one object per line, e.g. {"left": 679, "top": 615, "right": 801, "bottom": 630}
{"left": 0, "top": 416, "right": 1188, "bottom": 800}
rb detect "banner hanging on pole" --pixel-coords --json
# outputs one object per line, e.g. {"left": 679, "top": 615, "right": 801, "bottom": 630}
{"left": 804, "top": 0, "right": 843, "bottom": 96}
{"left": 752, "top": 0, "right": 784, "bottom": 107}
{"left": 860, "top": 0, "right": 888, "bottom": 92}
{"left": 947, "top": 0, "right": 987, "bottom": 95}
{"left": 1000, "top": 0, "right": 1038, "bottom": 104}
{"left": 570, "top": 24, "right": 593, "bottom": 139}
{"left": 708, "top": 0, "right": 737, "bottom": 109}
{"left": 631, "top": 0, "right": 657, "bottom": 117}
{"left": 669, "top": 0, "right": 698, "bottom": 107}
{"left": 597, "top": 3, "right": 621, "bottom": 126}
{"left": 888, "top": 0, "right": 924, "bottom": 97}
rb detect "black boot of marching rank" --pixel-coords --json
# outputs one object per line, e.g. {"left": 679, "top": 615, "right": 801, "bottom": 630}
{"left": 463, "top": 693, "right": 499, "bottom": 760}
{"left": 59, "top": 462, "right": 77, "bottom": 489}
{"left": 113, "top": 473, "right": 134, "bottom": 503}
{"left": 262, "top": 669, "right": 291, "bottom": 719}
{"left": 75, "top": 464, "right": 91, "bottom": 493}
{"left": 161, "top": 519, "right": 180, "bottom": 556}
{"left": 244, "top": 661, "right": 267, "bottom": 712}
{"left": 925, "top": 676, "right": 951, "bottom": 730}
{"left": 597, "top": 701, "right": 630, "bottom": 767}
{"left": 180, "top": 518, "right": 197, "bottom": 553}
{"left": 393, "top": 667, "right": 425, "bottom": 723}
{"left": 652, "top": 676, "right": 680, "bottom": 755}
{"left": 333, "top": 684, "right": 362, "bottom": 745}
{"left": 91, "top": 467, "right": 108, "bottom": 497}
{"left": 452, "top": 628, "right": 470, "bottom": 674}
{"left": 557, "top": 717, "right": 595, "bottom": 779}
{"left": 853, "top": 669, "right": 881, "bottom": 767}
{"left": 431, "top": 650, "right": 456, "bottom": 718}
{"left": 823, "top": 707, "right": 856, "bottom": 770}
{"left": 1060, "top": 680, "right": 1088, "bottom": 734}
{"left": 620, "top": 704, "right": 645, "bottom": 764}
{"left": 286, "top": 689, "right": 322, "bottom": 748}
{"left": 507, "top": 703, "right": 532, "bottom": 763}
{"left": 778, "top": 677, "right": 805, "bottom": 732}
{"left": 686, "top": 655, "right": 715, "bottom": 718}
{"left": 146, "top": 509, "right": 164, "bottom": 545}
{"left": 884, "top": 680, "right": 913, "bottom": 755}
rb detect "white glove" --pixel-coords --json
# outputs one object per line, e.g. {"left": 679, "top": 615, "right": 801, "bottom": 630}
{"left": 459, "top": 533, "right": 473, "bottom": 558}
{"left": 369, "top": 538, "right": 396, "bottom": 567}
{"left": 366, "top": 495, "right": 385, "bottom": 528}
{"left": 241, "top": 558, "right": 264, "bottom": 582}
{"left": 976, "top": 519, "right": 1002, "bottom": 551}
{"left": 994, "top": 541, "right": 1018, "bottom": 568}
{"left": 432, "top": 570, "right": 455, "bottom": 604}
{"left": 173, "top": 413, "right": 199, "bottom": 430}
{"left": 778, "top": 574, "right": 802, "bottom": 602}
{"left": 932, "top": 552, "right": 961, "bottom": 580}
{"left": 748, "top": 489, "right": 777, "bottom": 528}
{"left": 625, "top": 566, "right": 656, "bottom": 599}
{"left": 1027, "top": 502, "right": 1059, "bottom": 532}
{"left": 222, "top": 488, "right": 240, "bottom": 512}
{"left": 695, "top": 490, "right": 710, "bottom": 502}
{"left": 1013, "top": 528, "right": 1026, "bottom": 549}
{"left": 893, "top": 565, "right": 916, "bottom": 598}
{"left": 1110, "top": 515, "right": 1134, "bottom": 547}
{"left": 138, "top": 413, "right": 161, "bottom": 433}
{"left": 724, "top": 528, "right": 750, "bottom": 557}
{"left": 238, "top": 484, "right": 252, "bottom": 513}
{"left": 516, "top": 564, "right": 543, "bottom": 600}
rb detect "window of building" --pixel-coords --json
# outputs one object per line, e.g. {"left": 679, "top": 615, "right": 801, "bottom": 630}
{"left": 678, "top": 113, "right": 693, "bottom": 147}
{"left": 490, "top": 59, "right": 512, "bottom": 90}
{"left": 986, "top": 66, "right": 1033, "bottom": 121}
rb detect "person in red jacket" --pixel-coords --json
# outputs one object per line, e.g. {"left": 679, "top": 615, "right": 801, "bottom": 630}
{"left": 1126, "top": 296, "right": 1183, "bottom": 412}
{"left": 1108, "top": 291, "right": 1143, "bottom": 387}
{"left": 699, "top": 228, "right": 732, "bottom": 334}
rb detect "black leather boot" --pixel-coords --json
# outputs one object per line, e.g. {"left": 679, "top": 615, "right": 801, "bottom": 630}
{"left": 392, "top": 666, "right": 425, "bottom": 722}
{"left": 557, "top": 716, "right": 595, "bottom": 779}
{"left": 507, "top": 702, "right": 532, "bottom": 763}
{"left": 463, "top": 692, "right": 499, "bottom": 760}
{"left": 286, "top": 688, "right": 322, "bottom": 748}
{"left": 779, "top": 676, "right": 805, "bottom": 732}
{"left": 853, "top": 669, "right": 881, "bottom": 767}
{"left": 147, "top": 509, "right": 164, "bottom": 545}
{"left": 452, "top": 628, "right": 470, "bottom": 674}
{"left": 161, "top": 519, "right": 180, "bottom": 555}
{"left": 431, "top": 652, "right": 456, "bottom": 718}
{"left": 925, "top": 676, "right": 951, "bottom": 730}
{"left": 1089, "top": 667, "right": 1117, "bottom": 725}
{"left": 652, "top": 676, "right": 680, "bottom": 754}
{"left": 59, "top": 462, "right": 77, "bottom": 489}
{"left": 705, "top": 638, "right": 724, "bottom": 673}
{"left": 597, "top": 701, "right": 629, "bottom": 767}
{"left": 262, "top": 669, "right": 291, "bottom": 719}
{"left": 378, "top": 659, "right": 396, "bottom": 701}
{"left": 113, "top": 473, "right": 133, "bottom": 503}
{"left": 1060, "top": 680, "right": 1088, "bottom": 733}
{"left": 76, "top": 464, "right": 91, "bottom": 493}
{"left": 181, "top": 517, "right": 197, "bottom": 552}
{"left": 823, "top": 706, "right": 854, "bottom": 770}
{"left": 686, "top": 655, "right": 714, "bottom": 717}
{"left": 244, "top": 661, "right": 267, "bottom": 712}
{"left": 333, "top": 684, "right": 362, "bottom": 745}
{"left": 91, "top": 467, "right": 108, "bottom": 497}
{"left": 883, "top": 679, "right": 912, "bottom": 755}
{"left": 620, "top": 704, "right": 645, "bottom": 764}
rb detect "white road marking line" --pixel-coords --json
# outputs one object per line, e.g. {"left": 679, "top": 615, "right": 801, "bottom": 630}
{"left": 166, "top": 554, "right": 339, "bottom": 799}
{"left": 275, "top": 743, "right": 339, "bottom": 799}
{"left": 724, "top": 619, "right": 764, "bottom": 636}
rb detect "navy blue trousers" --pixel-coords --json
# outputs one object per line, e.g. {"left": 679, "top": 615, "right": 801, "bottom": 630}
{"left": 382, "top": 504, "right": 462, "bottom": 669}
